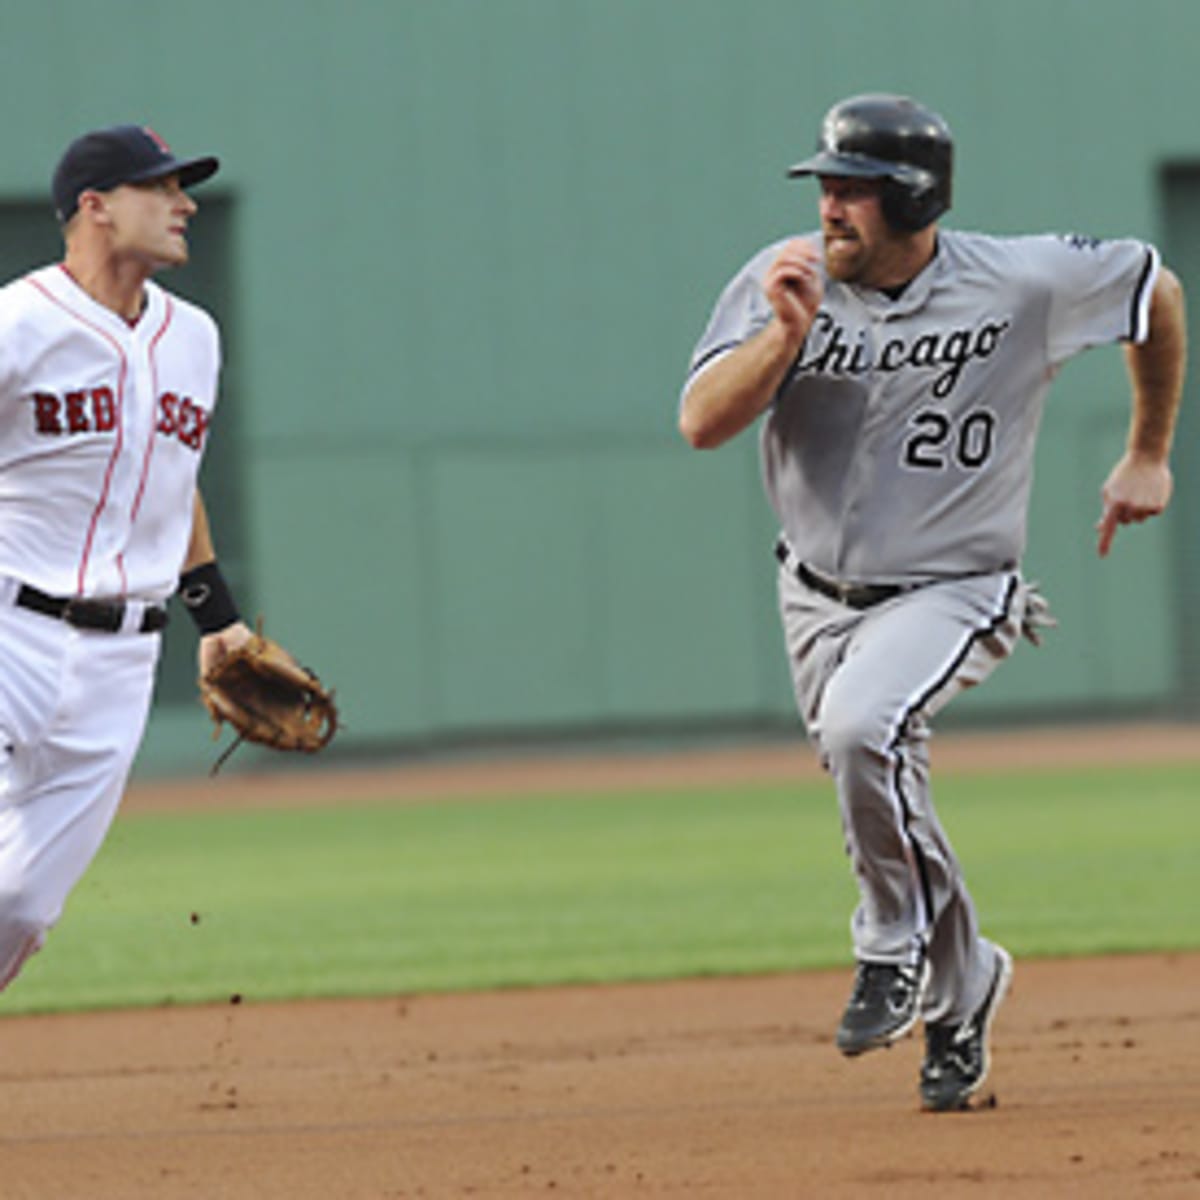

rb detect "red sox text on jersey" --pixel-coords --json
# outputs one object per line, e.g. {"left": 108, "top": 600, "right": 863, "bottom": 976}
{"left": 29, "top": 388, "right": 210, "bottom": 451}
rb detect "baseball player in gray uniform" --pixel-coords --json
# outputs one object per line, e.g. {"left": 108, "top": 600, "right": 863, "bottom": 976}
{"left": 679, "top": 94, "right": 1186, "bottom": 1110}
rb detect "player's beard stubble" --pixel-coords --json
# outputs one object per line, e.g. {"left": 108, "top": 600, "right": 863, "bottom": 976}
{"left": 823, "top": 221, "right": 871, "bottom": 283}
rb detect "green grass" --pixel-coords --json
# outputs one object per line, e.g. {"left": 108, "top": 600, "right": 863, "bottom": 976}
{"left": 4, "top": 763, "right": 1198, "bottom": 1014}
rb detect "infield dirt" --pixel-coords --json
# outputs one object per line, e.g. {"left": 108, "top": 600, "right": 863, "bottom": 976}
{"left": 2, "top": 722, "right": 1198, "bottom": 1199}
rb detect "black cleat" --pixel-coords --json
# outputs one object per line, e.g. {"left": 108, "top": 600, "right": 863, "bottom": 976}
{"left": 919, "top": 945, "right": 1013, "bottom": 1112}
{"left": 836, "top": 955, "right": 930, "bottom": 1056}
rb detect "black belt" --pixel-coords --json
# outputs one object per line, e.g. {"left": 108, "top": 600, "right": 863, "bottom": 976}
{"left": 774, "top": 541, "right": 907, "bottom": 610}
{"left": 15, "top": 584, "right": 168, "bottom": 634}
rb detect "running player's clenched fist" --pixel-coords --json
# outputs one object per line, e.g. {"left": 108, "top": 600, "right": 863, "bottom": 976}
{"left": 764, "top": 237, "right": 824, "bottom": 338}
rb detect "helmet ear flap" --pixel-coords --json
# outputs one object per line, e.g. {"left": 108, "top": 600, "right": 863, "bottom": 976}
{"left": 881, "top": 175, "right": 942, "bottom": 233}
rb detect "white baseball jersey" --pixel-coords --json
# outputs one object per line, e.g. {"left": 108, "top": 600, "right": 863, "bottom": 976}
{"left": 685, "top": 229, "right": 1158, "bottom": 583}
{"left": 0, "top": 264, "right": 219, "bottom": 602}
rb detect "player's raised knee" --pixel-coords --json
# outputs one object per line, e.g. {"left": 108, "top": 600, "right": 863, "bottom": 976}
{"left": 816, "top": 702, "right": 893, "bottom": 767}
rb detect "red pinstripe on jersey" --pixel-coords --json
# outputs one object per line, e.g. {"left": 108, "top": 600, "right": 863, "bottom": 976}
{"left": 125, "top": 296, "right": 175, "bottom": 582}
{"left": 25, "top": 271, "right": 128, "bottom": 596}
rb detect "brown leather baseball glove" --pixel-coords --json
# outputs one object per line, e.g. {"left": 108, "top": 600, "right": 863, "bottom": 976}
{"left": 199, "top": 628, "right": 338, "bottom": 772}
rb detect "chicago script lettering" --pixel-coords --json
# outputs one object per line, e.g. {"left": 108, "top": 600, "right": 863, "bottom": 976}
{"left": 796, "top": 312, "right": 1012, "bottom": 398}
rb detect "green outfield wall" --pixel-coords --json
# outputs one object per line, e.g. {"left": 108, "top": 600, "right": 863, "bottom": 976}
{"left": 0, "top": 1, "right": 1196, "bottom": 775}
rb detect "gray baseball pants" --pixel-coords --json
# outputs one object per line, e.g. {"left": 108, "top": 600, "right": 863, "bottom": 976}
{"left": 777, "top": 562, "right": 1028, "bottom": 1025}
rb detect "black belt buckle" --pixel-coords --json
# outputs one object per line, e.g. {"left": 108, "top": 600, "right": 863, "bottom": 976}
{"left": 844, "top": 581, "right": 902, "bottom": 609}
{"left": 774, "top": 540, "right": 906, "bottom": 610}
{"left": 62, "top": 597, "right": 125, "bottom": 632}
{"left": 808, "top": 567, "right": 902, "bottom": 609}
{"left": 788, "top": 557, "right": 902, "bottom": 610}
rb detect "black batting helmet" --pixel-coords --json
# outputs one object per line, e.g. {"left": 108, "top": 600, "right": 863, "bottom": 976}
{"left": 787, "top": 93, "right": 953, "bottom": 232}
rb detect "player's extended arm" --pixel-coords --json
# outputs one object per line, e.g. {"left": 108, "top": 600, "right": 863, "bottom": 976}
{"left": 679, "top": 239, "right": 824, "bottom": 450}
{"left": 1096, "top": 266, "right": 1187, "bottom": 557}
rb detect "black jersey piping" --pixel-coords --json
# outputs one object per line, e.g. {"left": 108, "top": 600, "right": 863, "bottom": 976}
{"left": 886, "top": 573, "right": 1020, "bottom": 931}
{"left": 688, "top": 341, "right": 741, "bottom": 379}
{"left": 1128, "top": 248, "right": 1156, "bottom": 342}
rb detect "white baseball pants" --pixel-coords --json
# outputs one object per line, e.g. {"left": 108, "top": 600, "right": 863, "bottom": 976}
{"left": 0, "top": 578, "right": 159, "bottom": 993}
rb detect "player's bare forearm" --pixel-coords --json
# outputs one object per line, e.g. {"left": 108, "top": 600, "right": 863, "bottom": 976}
{"left": 1122, "top": 266, "right": 1186, "bottom": 462}
{"left": 183, "top": 489, "right": 218, "bottom": 571}
{"left": 679, "top": 319, "right": 805, "bottom": 448}
{"left": 1096, "top": 268, "right": 1186, "bottom": 556}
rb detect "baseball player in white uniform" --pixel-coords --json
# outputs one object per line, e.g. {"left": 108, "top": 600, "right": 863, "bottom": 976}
{"left": 0, "top": 125, "right": 256, "bottom": 995}
{"left": 679, "top": 94, "right": 1186, "bottom": 1110}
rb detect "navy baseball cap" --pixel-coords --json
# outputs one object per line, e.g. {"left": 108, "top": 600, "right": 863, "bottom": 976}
{"left": 51, "top": 124, "right": 219, "bottom": 224}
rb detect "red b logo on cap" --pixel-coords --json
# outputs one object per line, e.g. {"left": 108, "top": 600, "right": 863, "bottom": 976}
{"left": 142, "top": 126, "right": 172, "bottom": 154}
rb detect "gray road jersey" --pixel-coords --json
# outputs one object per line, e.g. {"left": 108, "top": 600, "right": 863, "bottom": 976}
{"left": 684, "top": 229, "right": 1159, "bottom": 583}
